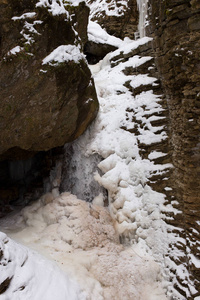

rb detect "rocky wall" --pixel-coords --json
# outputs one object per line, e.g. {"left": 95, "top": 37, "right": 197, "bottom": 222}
{"left": 148, "top": 0, "right": 200, "bottom": 298}
{"left": 86, "top": 0, "right": 139, "bottom": 39}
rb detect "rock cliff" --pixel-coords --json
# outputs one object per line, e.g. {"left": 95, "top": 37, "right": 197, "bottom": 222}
{"left": 86, "top": 0, "right": 139, "bottom": 39}
{"left": 148, "top": 0, "right": 200, "bottom": 298}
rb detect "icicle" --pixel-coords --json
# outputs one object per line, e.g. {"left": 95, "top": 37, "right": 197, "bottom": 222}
{"left": 136, "top": 0, "right": 148, "bottom": 38}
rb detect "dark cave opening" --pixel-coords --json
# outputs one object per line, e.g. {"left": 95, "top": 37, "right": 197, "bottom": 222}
{"left": 83, "top": 40, "right": 117, "bottom": 65}
{"left": 84, "top": 51, "right": 105, "bottom": 65}
{"left": 0, "top": 147, "right": 64, "bottom": 217}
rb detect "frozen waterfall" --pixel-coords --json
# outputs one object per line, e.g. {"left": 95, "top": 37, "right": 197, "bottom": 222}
{"left": 137, "top": 0, "right": 148, "bottom": 37}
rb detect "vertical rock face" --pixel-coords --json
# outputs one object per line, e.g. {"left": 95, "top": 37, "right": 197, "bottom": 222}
{"left": 0, "top": 0, "right": 98, "bottom": 158}
{"left": 86, "top": 0, "right": 139, "bottom": 39}
{"left": 148, "top": 0, "right": 200, "bottom": 298}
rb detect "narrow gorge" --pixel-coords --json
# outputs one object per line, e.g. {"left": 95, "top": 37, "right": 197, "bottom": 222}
{"left": 0, "top": 0, "right": 199, "bottom": 299}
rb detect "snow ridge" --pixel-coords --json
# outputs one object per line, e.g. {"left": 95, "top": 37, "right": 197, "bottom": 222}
{"left": 0, "top": 232, "right": 81, "bottom": 300}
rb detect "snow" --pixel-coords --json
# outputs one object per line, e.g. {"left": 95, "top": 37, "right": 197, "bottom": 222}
{"left": 61, "top": 35, "right": 186, "bottom": 298}
{"left": 188, "top": 253, "right": 200, "bottom": 268}
{"left": 12, "top": 12, "right": 36, "bottom": 20}
{"left": 0, "top": 193, "right": 167, "bottom": 300}
{"left": 42, "top": 45, "right": 85, "bottom": 66}
{"left": 109, "top": 36, "right": 152, "bottom": 57}
{"left": 12, "top": 12, "right": 43, "bottom": 48}
{"left": 148, "top": 151, "right": 167, "bottom": 160}
{"left": 86, "top": 0, "right": 128, "bottom": 19}
{"left": 7, "top": 46, "right": 23, "bottom": 56}
{"left": 0, "top": 232, "right": 81, "bottom": 300}
{"left": 36, "top": 0, "right": 69, "bottom": 17}
{"left": 88, "top": 21, "right": 122, "bottom": 47}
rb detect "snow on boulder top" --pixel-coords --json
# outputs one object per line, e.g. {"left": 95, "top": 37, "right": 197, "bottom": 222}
{"left": 42, "top": 45, "right": 85, "bottom": 66}
{"left": 88, "top": 21, "right": 122, "bottom": 47}
{"left": 36, "top": 0, "right": 69, "bottom": 17}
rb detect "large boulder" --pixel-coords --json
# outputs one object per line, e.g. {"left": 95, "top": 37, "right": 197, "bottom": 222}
{"left": 0, "top": 0, "right": 99, "bottom": 160}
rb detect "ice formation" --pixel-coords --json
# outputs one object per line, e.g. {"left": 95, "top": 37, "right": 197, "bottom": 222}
{"left": 1, "top": 193, "right": 168, "bottom": 300}
{"left": 137, "top": 0, "right": 148, "bottom": 37}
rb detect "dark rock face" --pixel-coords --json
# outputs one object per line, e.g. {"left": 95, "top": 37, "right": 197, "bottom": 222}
{"left": 0, "top": 0, "right": 98, "bottom": 159}
{"left": 148, "top": 0, "right": 200, "bottom": 298}
{"left": 86, "top": 0, "right": 139, "bottom": 39}
{"left": 84, "top": 40, "right": 117, "bottom": 64}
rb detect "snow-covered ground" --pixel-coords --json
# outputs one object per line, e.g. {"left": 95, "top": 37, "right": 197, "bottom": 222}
{"left": 1, "top": 193, "right": 168, "bottom": 300}
{"left": 0, "top": 231, "right": 81, "bottom": 300}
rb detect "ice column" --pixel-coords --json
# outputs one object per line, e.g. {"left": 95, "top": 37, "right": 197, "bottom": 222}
{"left": 137, "top": 0, "right": 148, "bottom": 38}
{"left": 60, "top": 139, "right": 106, "bottom": 202}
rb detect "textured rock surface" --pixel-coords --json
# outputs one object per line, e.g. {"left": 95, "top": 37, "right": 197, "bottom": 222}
{"left": 86, "top": 0, "right": 139, "bottom": 39}
{"left": 0, "top": 0, "right": 98, "bottom": 160}
{"left": 148, "top": 0, "right": 200, "bottom": 298}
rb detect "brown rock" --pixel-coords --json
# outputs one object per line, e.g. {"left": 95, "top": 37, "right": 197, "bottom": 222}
{"left": 86, "top": 0, "right": 139, "bottom": 39}
{"left": 0, "top": 0, "right": 99, "bottom": 160}
{"left": 148, "top": 0, "right": 200, "bottom": 297}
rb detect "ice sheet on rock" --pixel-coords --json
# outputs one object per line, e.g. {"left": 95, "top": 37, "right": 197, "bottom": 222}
{"left": 60, "top": 143, "right": 106, "bottom": 202}
{"left": 42, "top": 45, "right": 85, "bottom": 66}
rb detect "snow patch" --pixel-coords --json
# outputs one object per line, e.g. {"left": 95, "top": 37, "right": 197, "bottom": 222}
{"left": 88, "top": 21, "right": 122, "bottom": 47}
{"left": 0, "top": 232, "right": 81, "bottom": 300}
{"left": 36, "top": 0, "right": 69, "bottom": 17}
{"left": 7, "top": 46, "right": 24, "bottom": 56}
{"left": 42, "top": 45, "right": 85, "bottom": 66}
{"left": 12, "top": 12, "right": 36, "bottom": 20}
